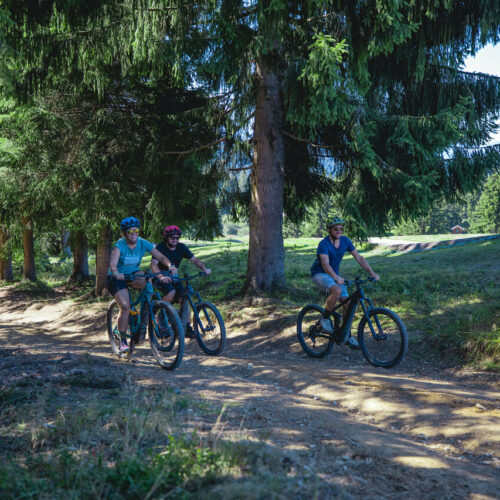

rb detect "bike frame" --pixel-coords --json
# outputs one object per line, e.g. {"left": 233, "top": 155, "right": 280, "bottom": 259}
{"left": 174, "top": 273, "right": 209, "bottom": 330}
{"left": 317, "top": 278, "right": 380, "bottom": 344}
{"left": 125, "top": 274, "right": 164, "bottom": 336}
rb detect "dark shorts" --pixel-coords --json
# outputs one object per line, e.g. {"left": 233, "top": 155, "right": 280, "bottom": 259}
{"left": 153, "top": 278, "right": 186, "bottom": 299}
{"left": 107, "top": 276, "right": 129, "bottom": 296}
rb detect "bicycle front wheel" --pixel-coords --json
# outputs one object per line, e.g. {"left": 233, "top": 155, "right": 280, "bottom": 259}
{"left": 358, "top": 307, "right": 408, "bottom": 368}
{"left": 193, "top": 301, "right": 226, "bottom": 355}
{"left": 149, "top": 301, "right": 185, "bottom": 370}
{"left": 297, "top": 304, "right": 335, "bottom": 358}
{"left": 106, "top": 299, "right": 122, "bottom": 356}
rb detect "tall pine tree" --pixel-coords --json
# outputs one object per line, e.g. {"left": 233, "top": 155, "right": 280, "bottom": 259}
{"left": 2, "top": 1, "right": 500, "bottom": 292}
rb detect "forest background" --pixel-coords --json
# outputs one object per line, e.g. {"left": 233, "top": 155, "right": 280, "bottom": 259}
{"left": 0, "top": 1, "right": 499, "bottom": 293}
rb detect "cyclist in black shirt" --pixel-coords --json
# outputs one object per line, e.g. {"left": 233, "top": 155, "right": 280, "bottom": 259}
{"left": 151, "top": 225, "right": 211, "bottom": 336}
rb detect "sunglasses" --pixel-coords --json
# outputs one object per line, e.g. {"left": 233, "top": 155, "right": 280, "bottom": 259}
{"left": 126, "top": 229, "right": 139, "bottom": 234}
{"left": 331, "top": 226, "right": 344, "bottom": 232}
{"left": 169, "top": 236, "right": 180, "bottom": 240}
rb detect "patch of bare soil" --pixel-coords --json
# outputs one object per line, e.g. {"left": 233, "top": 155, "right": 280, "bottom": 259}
{"left": 0, "top": 287, "right": 499, "bottom": 499}
{"left": 369, "top": 234, "right": 500, "bottom": 253}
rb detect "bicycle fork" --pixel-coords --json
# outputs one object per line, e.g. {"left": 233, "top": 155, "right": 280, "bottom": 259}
{"left": 359, "top": 298, "right": 386, "bottom": 341}
{"left": 183, "top": 290, "right": 216, "bottom": 333}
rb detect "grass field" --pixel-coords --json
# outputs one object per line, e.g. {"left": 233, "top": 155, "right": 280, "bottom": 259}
{"left": 167, "top": 236, "right": 500, "bottom": 371}
{"left": 2, "top": 237, "right": 499, "bottom": 496}
{"left": 5, "top": 235, "right": 500, "bottom": 369}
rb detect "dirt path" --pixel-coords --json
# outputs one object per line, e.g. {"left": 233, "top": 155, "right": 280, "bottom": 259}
{"left": 368, "top": 234, "right": 500, "bottom": 253}
{"left": 1, "top": 289, "right": 499, "bottom": 499}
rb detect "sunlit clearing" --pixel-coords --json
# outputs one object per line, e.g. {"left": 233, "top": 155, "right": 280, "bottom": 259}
{"left": 394, "top": 456, "right": 449, "bottom": 469}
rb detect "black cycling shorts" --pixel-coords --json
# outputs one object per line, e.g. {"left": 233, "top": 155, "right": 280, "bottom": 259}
{"left": 153, "top": 278, "right": 186, "bottom": 299}
{"left": 107, "top": 276, "right": 129, "bottom": 296}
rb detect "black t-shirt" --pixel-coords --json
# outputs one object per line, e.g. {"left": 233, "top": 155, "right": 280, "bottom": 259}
{"left": 154, "top": 242, "right": 194, "bottom": 270}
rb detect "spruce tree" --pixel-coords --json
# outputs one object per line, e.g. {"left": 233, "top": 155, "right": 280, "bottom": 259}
{"left": 172, "top": 0, "right": 500, "bottom": 289}
{"left": 470, "top": 173, "right": 500, "bottom": 233}
{"left": 2, "top": 1, "right": 500, "bottom": 292}
{"left": 0, "top": 4, "right": 222, "bottom": 292}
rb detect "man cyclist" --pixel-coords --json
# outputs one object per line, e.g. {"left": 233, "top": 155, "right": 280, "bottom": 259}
{"left": 108, "top": 217, "right": 174, "bottom": 353}
{"left": 310, "top": 216, "right": 380, "bottom": 349}
{"left": 151, "top": 225, "right": 211, "bottom": 336}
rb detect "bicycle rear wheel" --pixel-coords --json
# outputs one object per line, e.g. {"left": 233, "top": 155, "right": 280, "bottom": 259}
{"left": 106, "top": 299, "right": 123, "bottom": 356}
{"left": 297, "top": 304, "right": 335, "bottom": 358}
{"left": 149, "top": 301, "right": 184, "bottom": 370}
{"left": 358, "top": 307, "right": 408, "bottom": 368}
{"left": 193, "top": 301, "right": 226, "bottom": 355}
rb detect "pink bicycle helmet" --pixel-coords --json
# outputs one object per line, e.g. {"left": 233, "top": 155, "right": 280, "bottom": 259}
{"left": 163, "top": 225, "right": 182, "bottom": 238}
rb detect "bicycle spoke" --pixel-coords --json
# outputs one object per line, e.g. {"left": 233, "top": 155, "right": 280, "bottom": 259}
{"left": 358, "top": 308, "right": 408, "bottom": 368}
{"left": 193, "top": 301, "right": 226, "bottom": 355}
{"left": 297, "top": 305, "right": 335, "bottom": 358}
{"left": 149, "top": 301, "right": 184, "bottom": 370}
{"left": 107, "top": 300, "right": 128, "bottom": 356}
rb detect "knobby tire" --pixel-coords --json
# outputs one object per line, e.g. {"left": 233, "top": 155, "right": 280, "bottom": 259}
{"left": 149, "top": 300, "right": 185, "bottom": 370}
{"left": 193, "top": 301, "right": 226, "bottom": 355}
{"left": 357, "top": 307, "right": 408, "bottom": 368}
{"left": 297, "top": 304, "right": 335, "bottom": 358}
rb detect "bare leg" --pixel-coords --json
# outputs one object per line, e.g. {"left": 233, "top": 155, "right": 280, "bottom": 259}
{"left": 339, "top": 296, "right": 359, "bottom": 349}
{"left": 114, "top": 288, "right": 131, "bottom": 333}
{"left": 325, "top": 284, "right": 342, "bottom": 313}
{"left": 130, "top": 277, "right": 146, "bottom": 291}
{"left": 162, "top": 290, "right": 176, "bottom": 303}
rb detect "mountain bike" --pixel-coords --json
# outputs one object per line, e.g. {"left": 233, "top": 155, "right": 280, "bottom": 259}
{"left": 171, "top": 272, "right": 226, "bottom": 356}
{"left": 297, "top": 277, "right": 408, "bottom": 368}
{"left": 106, "top": 272, "right": 184, "bottom": 370}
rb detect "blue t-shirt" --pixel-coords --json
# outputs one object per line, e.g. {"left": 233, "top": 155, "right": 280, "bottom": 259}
{"left": 109, "top": 237, "right": 155, "bottom": 275}
{"left": 310, "top": 236, "right": 355, "bottom": 276}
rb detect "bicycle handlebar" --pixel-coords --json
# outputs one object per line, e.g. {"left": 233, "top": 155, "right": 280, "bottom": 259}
{"left": 119, "top": 271, "right": 207, "bottom": 282}
{"left": 121, "top": 271, "right": 170, "bottom": 281}
{"left": 344, "top": 276, "right": 376, "bottom": 287}
{"left": 170, "top": 271, "right": 206, "bottom": 283}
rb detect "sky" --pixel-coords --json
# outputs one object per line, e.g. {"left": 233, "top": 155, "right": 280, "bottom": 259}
{"left": 463, "top": 43, "right": 500, "bottom": 144}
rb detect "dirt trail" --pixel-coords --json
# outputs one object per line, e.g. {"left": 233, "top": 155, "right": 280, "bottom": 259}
{"left": 1, "top": 289, "right": 499, "bottom": 499}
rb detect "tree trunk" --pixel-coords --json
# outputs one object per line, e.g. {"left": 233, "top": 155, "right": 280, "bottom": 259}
{"left": 22, "top": 216, "right": 37, "bottom": 281}
{"left": 245, "top": 60, "right": 285, "bottom": 294}
{"left": 420, "top": 218, "right": 426, "bottom": 235}
{"left": 0, "top": 226, "right": 13, "bottom": 281}
{"left": 95, "top": 225, "right": 111, "bottom": 296}
{"left": 61, "top": 228, "right": 72, "bottom": 258}
{"left": 70, "top": 230, "right": 89, "bottom": 281}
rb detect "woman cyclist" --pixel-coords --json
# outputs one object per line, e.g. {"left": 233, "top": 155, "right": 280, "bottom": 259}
{"left": 107, "top": 217, "right": 175, "bottom": 353}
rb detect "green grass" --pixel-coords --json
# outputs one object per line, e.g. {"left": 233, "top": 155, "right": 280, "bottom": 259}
{"left": 0, "top": 360, "right": 315, "bottom": 499}
{"left": 1, "top": 237, "right": 498, "bottom": 497}
{"left": 4, "top": 235, "right": 499, "bottom": 370}
{"left": 181, "top": 236, "right": 500, "bottom": 370}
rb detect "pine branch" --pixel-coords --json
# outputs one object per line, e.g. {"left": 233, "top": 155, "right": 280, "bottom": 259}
{"left": 16, "top": 19, "right": 125, "bottom": 40}
{"left": 141, "top": 6, "right": 196, "bottom": 12}
{"left": 229, "top": 165, "right": 252, "bottom": 171}
{"left": 282, "top": 130, "right": 341, "bottom": 151}
{"left": 160, "top": 137, "right": 226, "bottom": 156}
{"left": 160, "top": 111, "right": 255, "bottom": 156}
{"left": 306, "top": 12, "right": 341, "bottom": 23}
